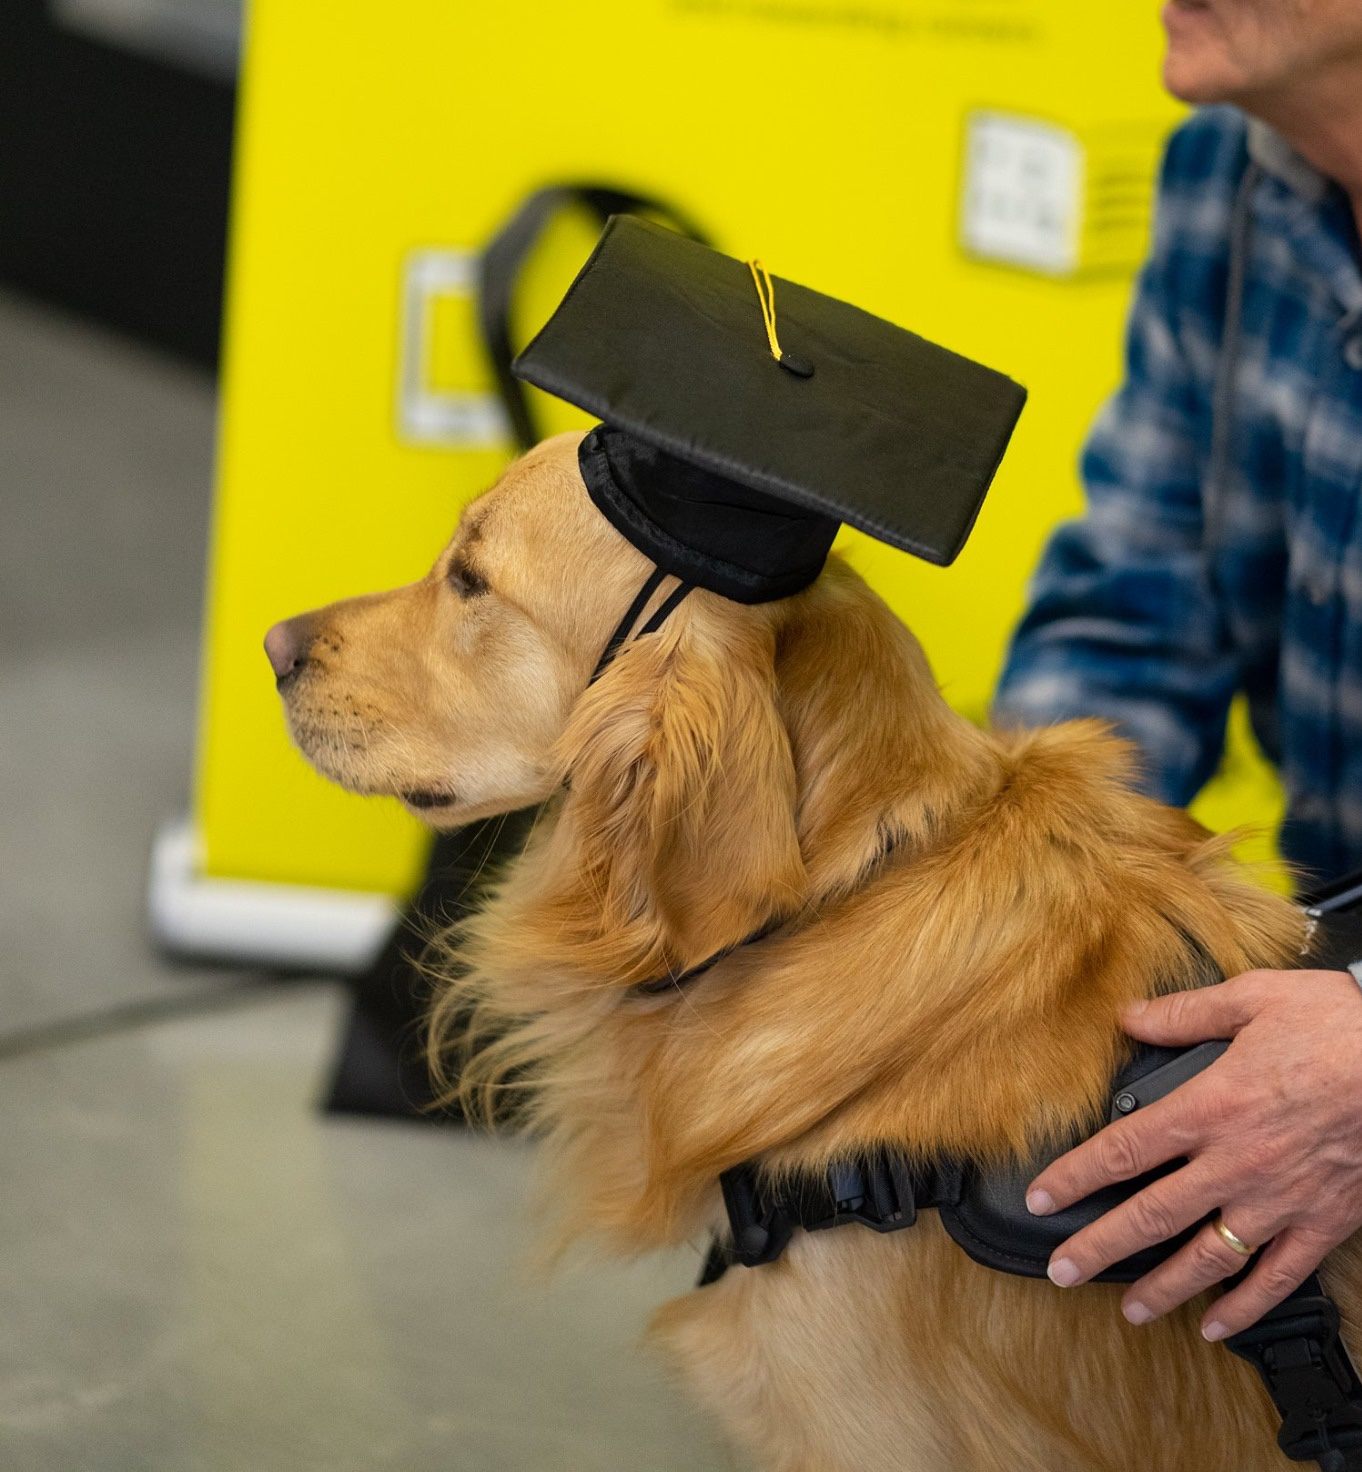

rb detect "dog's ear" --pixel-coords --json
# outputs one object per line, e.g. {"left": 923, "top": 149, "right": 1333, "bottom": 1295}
{"left": 560, "top": 600, "right": 808, "bottom": 971}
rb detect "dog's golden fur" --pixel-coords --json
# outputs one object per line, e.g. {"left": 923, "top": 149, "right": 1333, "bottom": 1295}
{"left": 274, "top": 432, "right": 1362, "bottom": 1471}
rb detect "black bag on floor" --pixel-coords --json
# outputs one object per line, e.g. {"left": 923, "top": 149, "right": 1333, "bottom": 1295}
{"left": 321, "top": 809, "right": 538, "bottom": 1122}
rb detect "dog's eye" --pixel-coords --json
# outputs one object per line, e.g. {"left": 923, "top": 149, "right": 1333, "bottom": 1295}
{"left": 448, "top": 558, "right": 489, "bottom": 599}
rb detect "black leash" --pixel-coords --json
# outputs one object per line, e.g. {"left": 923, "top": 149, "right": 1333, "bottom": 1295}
{"left": 476, "top": 186, "right": 710, "bottom": 453}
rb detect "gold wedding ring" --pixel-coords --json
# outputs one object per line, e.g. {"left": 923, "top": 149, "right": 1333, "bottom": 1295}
{"left": 1213, "top": 1216, "right": 1256, "bottom": 1257}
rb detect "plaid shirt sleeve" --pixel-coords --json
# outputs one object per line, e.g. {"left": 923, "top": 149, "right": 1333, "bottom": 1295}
{"left": 994, "top": 122, "right": 1242, "bottom": 806}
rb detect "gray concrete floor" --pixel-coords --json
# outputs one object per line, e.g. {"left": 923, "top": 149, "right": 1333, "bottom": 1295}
{"left": 0, "top": 293, "right": 732, "bottom": 1470}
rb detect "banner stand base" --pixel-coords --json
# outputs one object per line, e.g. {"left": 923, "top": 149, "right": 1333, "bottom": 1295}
{"left": 147, "top": 817, "right": 397, "bottom": 974}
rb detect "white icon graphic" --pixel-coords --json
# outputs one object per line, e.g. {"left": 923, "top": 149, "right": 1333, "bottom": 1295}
{"left": 961, "top": 111, "right": 1084, "bottom": 275}
{"left": 397, "top": 249, "right": 509, "bottom": 448}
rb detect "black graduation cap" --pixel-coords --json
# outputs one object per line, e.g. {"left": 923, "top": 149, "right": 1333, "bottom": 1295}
{"left": 512, "top": 215, "right": 1026, "bottom": 605}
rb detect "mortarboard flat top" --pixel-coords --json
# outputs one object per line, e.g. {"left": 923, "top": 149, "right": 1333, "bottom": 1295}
{"left": 513, "top": 215, "right": 1026, "bottom": 604}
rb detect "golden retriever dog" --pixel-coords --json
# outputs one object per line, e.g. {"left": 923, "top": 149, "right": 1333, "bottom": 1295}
{"left": 267, "top": 430, "right": 1361, "bottom": 1471}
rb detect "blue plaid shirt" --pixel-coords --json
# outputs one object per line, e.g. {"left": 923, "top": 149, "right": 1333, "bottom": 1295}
{"left": 995, "top": 106, "right": 1362, "bottom": 885}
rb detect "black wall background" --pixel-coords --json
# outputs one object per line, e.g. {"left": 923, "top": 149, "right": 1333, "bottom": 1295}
{"left": 0, "top": 0, "right": 235, "bottom": 368}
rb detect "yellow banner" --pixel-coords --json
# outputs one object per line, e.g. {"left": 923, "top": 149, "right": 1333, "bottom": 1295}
{"left": 190, "top": 1, "right": 1276, "bottom": 903}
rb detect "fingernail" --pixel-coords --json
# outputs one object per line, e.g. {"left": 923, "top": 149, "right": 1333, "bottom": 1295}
{"left": 1203, "top": 1320, "right": 1229, "bottom": 1342}
{"left": 1123, "top": 1300, "right": 1155, "bottom": 1325}
{"left": 1026, "top": 1189, "right": 1055, "bottom": 1216}
{"left": 1124, "top": 999, "right": 1149, "bottom": 1017}
{"left": 1048, "top": 1258, "right": 1082, "bottom": 1287}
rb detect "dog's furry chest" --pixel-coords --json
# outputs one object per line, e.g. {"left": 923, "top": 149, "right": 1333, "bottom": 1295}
{"left": 649, "top": 1221, "right": 1295, "bottom": 1472}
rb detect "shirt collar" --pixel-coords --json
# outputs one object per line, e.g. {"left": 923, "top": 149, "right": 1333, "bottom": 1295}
{"left": 1245, "top": 116, "right": 1330, "bottom": 204}
{"left": 1245, "top": 114, "right": 1362, "bottom": 321}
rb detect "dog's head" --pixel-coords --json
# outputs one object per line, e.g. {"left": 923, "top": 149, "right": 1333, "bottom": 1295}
{"left": 265, "top": 432, "right": 657, "bottom": 825}
{"left": 266, "top": 430, "right": 964, "bottom": 975}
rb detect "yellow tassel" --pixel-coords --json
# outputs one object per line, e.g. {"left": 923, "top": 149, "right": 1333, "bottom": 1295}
{"left": 746, "top": 258, "right": 784, "bottom": 363}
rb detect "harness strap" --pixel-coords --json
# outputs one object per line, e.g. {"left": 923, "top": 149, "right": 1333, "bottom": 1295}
{"left": 693, "top": 908, "right": 1362, "bottom": 1462}
{"left": 700, "top": 1152, "right": 953, "bottom": 1284}
{"left": 703, "top": 1156, "right": 1362, "bottom": 1470}
{"left": 1226, "top": 1273, "right": 1362, "bottom": 1470}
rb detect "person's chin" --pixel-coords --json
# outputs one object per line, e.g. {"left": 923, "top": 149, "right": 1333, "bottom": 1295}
{"left": 1163, "top": 57, "right": 1229, "bottom": 103}
{"left": 1162, "top": 42, "right": 1243, "bottom": 104}
{"left": 1161, "top": 1, "right": 1235, "bottom": 103}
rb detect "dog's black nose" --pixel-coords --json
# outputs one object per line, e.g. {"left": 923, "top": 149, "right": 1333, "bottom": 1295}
{"left": 264, "top": 616, "right": 315, "bottom": 684}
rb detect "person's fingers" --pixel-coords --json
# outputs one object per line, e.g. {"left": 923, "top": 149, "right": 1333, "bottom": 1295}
{"left": 1040, "top": 1165, "right": 1220, "bottom": 1287}
{"left": 1118, "top": 974, "right": 1272, "bottom": 1047}
{"left": 1198, "top": 1228, "right": 1336, "bottom": 1340}
{"left": 1027, "top": 1095, "right": 1199, "bottom": 1216}
{"left": 1113, "top": 1209, "right": 1287, "bottom": 1324}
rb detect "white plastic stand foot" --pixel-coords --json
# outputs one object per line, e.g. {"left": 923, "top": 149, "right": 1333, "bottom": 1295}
{"left": 147, "top": 816, "right": 399, "bottom": 974}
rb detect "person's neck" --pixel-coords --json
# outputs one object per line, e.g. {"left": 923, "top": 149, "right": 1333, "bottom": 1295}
{"left": 1249, "top": 73, "right": 1362, "bottom": 241}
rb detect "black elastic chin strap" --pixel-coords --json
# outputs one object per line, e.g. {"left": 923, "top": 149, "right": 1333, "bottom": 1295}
{"left": 587, "top": 567, "right": 695, "bottom": 687}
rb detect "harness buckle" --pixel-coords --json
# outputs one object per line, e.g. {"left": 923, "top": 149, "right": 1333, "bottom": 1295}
{"left": 718, "top": 1152, "right": 920, "bottom": 1271}
{"left": 719, "top": 1163, "right": 795, "bottom": 1269}
{"left": 1226, "top": 1291, "right": 1362, "bottom": 1466}
{"left": 801, "top": 1152, "right": 919, "bottom": 1235}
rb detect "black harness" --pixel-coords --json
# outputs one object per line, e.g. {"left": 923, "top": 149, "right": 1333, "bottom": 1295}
{"left": 700, "top": 1040, "right": 1236, "bottom": 1287}
{"left": 691, "top": 903, "right": 1362, "bottom": 1472}
{"left": 699, "top": 1042, "right": 1362, "bottom": 1470}
{"left": 593, "top": 574, "right": 1362, "bottom": 1469}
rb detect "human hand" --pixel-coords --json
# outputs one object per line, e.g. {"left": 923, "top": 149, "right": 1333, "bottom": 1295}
{"left": 1025, "top": 968, "right": 1362, "bottom": 1339}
